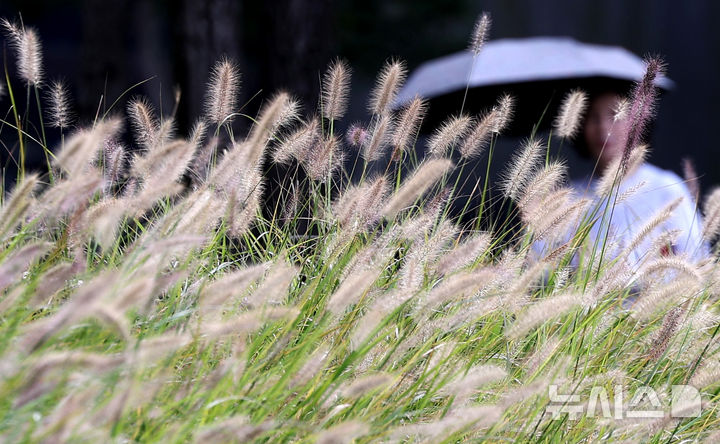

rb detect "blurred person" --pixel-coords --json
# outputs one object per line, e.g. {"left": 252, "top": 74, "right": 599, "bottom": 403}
{"left": 571, "top": 90, "right": 707, "bottom": 265}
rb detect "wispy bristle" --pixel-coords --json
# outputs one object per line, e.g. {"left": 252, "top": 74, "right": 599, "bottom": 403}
{"left": 620, "top": 196, "right": 683, "bottom": 260}
{"left": 500, "top": 138, "right": 545, "bottom": 201}
{"left": 362, "top": 113, "right": 393, "bottom": 162}
{"left": 205, "top": 57, "right": 241, "bottom": 125}
{"left": 492, "top": 94, "right": 514, "bottom": 133}
{"left": 632, "top": 278, "right": 700, "bottom": 321}
{"left": 594, "top": 144, "right": 648, "bottom": 196}
{"left": 274, "top": 118, "right": 320, "bottom": 165}
{"left": 620, "top": 56, "right": 665, "bottom": 172}
{"left": 46, "top": 80, "right": 73, "bottom": 129}
{"left": 327, "top": 267, "right": 380, "bottom": 316}
{"left": 391, "top": 95, "right": 426, "bottom": 161}
{"left": 468, "top": 12, "right": 492, "bottom": 55}
{"left": 368, "top": 59, "right": 406, "bottom": 115}
{"left": 317, "top": 421, "right": 368, "bottom": 444}
{"left": 321, "top": 59, "right": 351, "bottom": 121}
{"left": 2, "top": 20, "right": 43, "bottom": 86}
{"left": 0, "top": 173, "right": 39, "bottom": 240}
{"left": 427, "top": 114, "right": 472, "bottom": 157}
{"left": 682, "top": 157, "right": 700, "bottom": 203}
{"left": 0, "top": 241, "right": 51, "bottom": 293}
{"left": 22, "top": 29, "right": 44, "bottom": 86}
{"left": 345, "top": 122, "right": 369, "bottom": 148}
{"left": 613, "top": 98, "right": 629, "bottom": 121}
{"left": 382, "top": 158, "right": 454, "bottom": 219}
{"left": 247, "top": 92, "right": 299, "bottom": 165}
{"left": 305, "top": 135, "right": 345, "bottom": 181}
{"left": 0, "top": 18, "right": 22, "bottom": 44}
{"left": 102, "top": 138, "right": 126, "bottom": 195}
{"left": 333, "top": 176, "right": 388, "bottom": 231}
{"left": 554, "top": 89, "right": 587, "bottom": 138}
{"left": 702, "top": 188, "right": 720, "bottom": 241}
{"left": 339, "top": 373, "right": 392, "bottom": 398}
{"left": 460, "top": 110, "right": 494, "bottom": 159}
{"left": 55, "top": 118, "right": 122, "bottom": 176}
{"left": 433, "top": 232, "right": 492, "bottom": 275}
{"left": 199, "top": 262, "right": 270, "bottom": 312}
{"left": 444, "top": 364, "right": 506, "bottom": 406}
{"left": 127, "top": 97, "right": 158, "bottom": 150}
{"left": 189, "top": 119, "right": 208, "bottom": 149}
{"left": 517, "top": 161, "right": 567, "bottom": 214}
{"left": 189, "top": 136, "right": 218, "bottom": 186}
{"left": 506, "top": 292, "right": 581, "bottom": 339}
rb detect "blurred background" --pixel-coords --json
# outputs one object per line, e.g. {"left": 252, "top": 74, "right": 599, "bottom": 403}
{"left": 1, "top": 0, "right": 718, "bottom": 197}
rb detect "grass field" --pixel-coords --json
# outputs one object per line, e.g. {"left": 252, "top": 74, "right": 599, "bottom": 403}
{"left": 1, "top": 13, "right": 720, "bottom": 443}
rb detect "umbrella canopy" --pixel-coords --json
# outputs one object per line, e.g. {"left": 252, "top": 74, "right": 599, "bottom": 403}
{"left": 395, "top": 37, "right": 673, "bottom": 134}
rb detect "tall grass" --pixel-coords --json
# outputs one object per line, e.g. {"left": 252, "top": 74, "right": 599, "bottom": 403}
{"left": 0, "top": 13, "right": 720, "bottom": 443}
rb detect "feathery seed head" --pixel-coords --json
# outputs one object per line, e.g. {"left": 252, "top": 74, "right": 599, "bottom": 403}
{"left": 317, "top": 422, "right": 368, "bottom": 444}
{"left": 102, "top": 138, "right": 126, "bottom": 195}
{"left": 554, "top": 89, "right": 588, "bottom": 138}
{"left": 56, "top": 118, "right": 122, "bottom": 176}
{"left": 246, "top": 91, "right": 299, "bottom": 165}
{"left": 304, "top": 135, "right": 345, "bottom": 181}
{"left": 427, "top": 114, "right": 472, "bottom": 157}
{"left": 368, "top": 59, "right": 407, "bottom": 115}
{"left": 500, "top": 138, "right": 545, "bottom": 201}
{"left": 619, "top": 196, "right": 683, "bottom": 261}
{"left": 127, "top": 97, "right": 159, "bottom": 150}
{"left": 613, "top": 97, "right": 629, "bottom": 122}
{"left": 492, "top": 94, "right": 514, "bottom": 133}
{"left": 273, "top": 118, "right": 319, "bottom": 165}
{"left": 433, "top": 232, "right": 492, "bottom": 276}
{"left": 391, "top": 95, "right": 426, "bottom": 161}
{"left": 345, "top": 122, "right": 369, "bottom": 148}
{"left": 620, "top": 56, "right": 665, "bottom": 172}
{"left": 517, "top": 161, "right": 567, "bottom": 213}
{"left": 290, "top": 345, "right": 330, "bottom": 388}
{"left": 703, "top": 187, "right": 720, "bottom": 241}
{"left": 205, "top": 57, "right": 241, "bottom": 125}
{"left": 189, "top": 119, "right": 208, "bottom": 151}
{"left": 46, "top": 80, "right": 73, "bottom": 129}
{"left": 382, "top": 158, "right": 454, "bottom": 219}
{"left": 22, "top": 29, "right": 44, "bottom": 86}
{"left": 340, "top": 373, "right": 392, "bottom": 399}
{"left": 460, "top": 110, "right": 495, "bottom": 159}
{"left": 469, "top": 12, "right": 492, "bottom": 55}
{"left": 594, "top": 144, "right": 648, "bottom": 196}
{"left": 1, "top": 18, "right": 22, "bottom": 44}
{"left": 321, "top": 58, "right": 351, "bottom": 121}
{"left": 333, "top": 176, "right": 388, "bottom": 231}
{"left": 444, "top": 364, "right": 506, "bottom": 406}
{"left": 327, "top": 267, "right": 380, "bottom": 316}
{"left": 2, "top": 20, "right": 43, "bottom": 86}
{"left": 506, "top": 292, "right": 582, "bottom": 340}
{"left": 362, "top": 113, "right": 393, "bottom": 162}
{"left": 189, "top": 136, "right": 218, "bottom": 186}
{"left": 682, "top": 157, "right": 700, "bottom": 203}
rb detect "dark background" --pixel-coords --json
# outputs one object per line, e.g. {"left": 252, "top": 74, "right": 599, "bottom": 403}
{"left": 1, "top": 0, "right": 717, "bottom": 195}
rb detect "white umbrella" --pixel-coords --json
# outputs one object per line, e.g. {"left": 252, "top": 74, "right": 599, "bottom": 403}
{"left": 395, "top": 37, "right": 672, "bottom": 133}
{"left": 396, "top": 36, "right": 672, "bottom": 107}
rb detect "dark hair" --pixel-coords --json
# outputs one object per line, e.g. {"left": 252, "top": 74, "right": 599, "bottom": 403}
{"left": 570, "top": 80, "right": 643, "bottom": 159}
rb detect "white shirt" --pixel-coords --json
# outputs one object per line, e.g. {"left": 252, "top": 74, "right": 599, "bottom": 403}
{"left": 573, "top": 163, "right": 707, "bottom": 265}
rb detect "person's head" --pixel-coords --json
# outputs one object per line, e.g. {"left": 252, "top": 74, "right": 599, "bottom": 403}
{"left": 581, "top": 91, "right": 630, "bottom": 170}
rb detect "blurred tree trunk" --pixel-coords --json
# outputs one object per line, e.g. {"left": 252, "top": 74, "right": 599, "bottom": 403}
{"left": 173, "top": 0, "right": 242, "bottom": 132}
{"left": 259, "top": 0, "right": 334, "bottom": 108}
{"left": 79, "top": 0, "right": 131, "bottom": 119}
